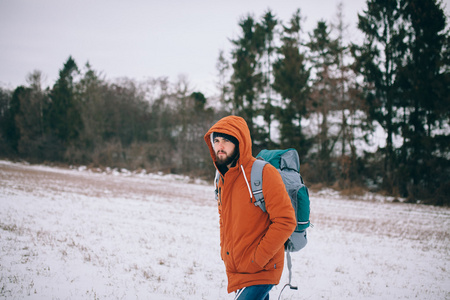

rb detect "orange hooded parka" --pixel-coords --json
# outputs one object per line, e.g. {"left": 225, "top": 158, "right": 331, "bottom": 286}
{"left": 204, "top": 116, "right": 296, "bottom": 293}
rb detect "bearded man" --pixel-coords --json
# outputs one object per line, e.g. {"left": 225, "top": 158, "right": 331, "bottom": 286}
{"left": 204, "top": 116, "right": 296, "bottom": 300}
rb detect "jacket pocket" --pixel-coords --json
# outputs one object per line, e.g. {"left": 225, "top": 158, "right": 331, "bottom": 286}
{"left": 262, "top": 249, "right": 284, "bottom": 271}
{"left": 236, "top": 247, "right": 264, "bottom": 274}
{"left": 237, "top": 251, "right": 282, "bottom": 274}
{"left": 238, "top": 257, "right": 263, "bottom": 274}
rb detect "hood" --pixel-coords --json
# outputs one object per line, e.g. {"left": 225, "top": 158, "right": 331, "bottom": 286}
{"left": 204, "top": 115, "right": 253, "bottom": 168}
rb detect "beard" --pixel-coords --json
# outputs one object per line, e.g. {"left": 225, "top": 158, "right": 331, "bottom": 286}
{"left": 215, "top": 147, "right": 239, "bottom": 167}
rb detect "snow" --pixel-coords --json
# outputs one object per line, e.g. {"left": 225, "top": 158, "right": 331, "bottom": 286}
{"left": 1, "top": 160, "right": 449, "bottom": 299}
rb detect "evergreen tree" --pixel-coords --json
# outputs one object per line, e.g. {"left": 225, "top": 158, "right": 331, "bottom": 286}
{"left": 352, "top": 0, "right": 408, "bottom": 193}
{"left": 3, "top": 86, "right": 22, "bottom": 153}
{"left": 48, "top": 56, "right": 83, "bottom": 149}
{"left": 307, "top": 20, "right": 340, "bottom": 184}
{"left": 260, "top": 10, "right": 278, "bottom": 147}
{"left": 397, "top": 0, "right": 449, "bottom": 203}
{"left": 230, "top": 14, "right": 265, "bottom": 140}
{"left": 76, "top": 63, "right": 107, "bottom": 158}
{"left": 0, "top": 87, "right": 13, "bottom": 155}
{"left": 272, "top": 9, "right": 311, "bottom": 151}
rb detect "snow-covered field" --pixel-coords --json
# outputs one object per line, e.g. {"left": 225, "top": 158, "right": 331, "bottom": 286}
{"left": 1, "top": 160, "right": 449, "bottom": 300}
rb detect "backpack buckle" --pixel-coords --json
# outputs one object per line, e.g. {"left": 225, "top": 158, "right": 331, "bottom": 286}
{"left": 253, "top": 198, "right": 266, "bottom": 212}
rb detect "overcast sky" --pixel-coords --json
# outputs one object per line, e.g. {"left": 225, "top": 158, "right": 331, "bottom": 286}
{"left": 1, "top": 0, "right": 448, "bottom": 97}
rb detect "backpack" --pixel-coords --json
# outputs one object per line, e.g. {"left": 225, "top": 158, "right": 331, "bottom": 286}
{"left": 252, "top": 148, "right": 310, "bottom": 291}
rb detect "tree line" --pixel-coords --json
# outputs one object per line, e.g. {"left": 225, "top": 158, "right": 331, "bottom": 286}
{"left": 0, "top": 0, "right": 448, "bottom": 205}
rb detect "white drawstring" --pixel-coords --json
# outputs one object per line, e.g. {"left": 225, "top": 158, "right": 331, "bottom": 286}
{"left": 235, "top": 287, "right": 246, "bottom": 299}
{"left": 240, "top": 165, "right": 253, "bottom": 201}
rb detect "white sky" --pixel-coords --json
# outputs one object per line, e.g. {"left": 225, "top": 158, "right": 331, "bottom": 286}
{"left": 0, "top": 0, "right": 448, "bottom": 97}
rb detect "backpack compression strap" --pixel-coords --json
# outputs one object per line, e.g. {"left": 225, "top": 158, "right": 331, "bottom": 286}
{"left": 250, "top": 160, "right": 268, "bottom": 213}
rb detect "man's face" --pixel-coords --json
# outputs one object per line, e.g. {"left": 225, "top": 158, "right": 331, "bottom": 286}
{"left": 213, "top": 136, "right": 238, "bottom": 167}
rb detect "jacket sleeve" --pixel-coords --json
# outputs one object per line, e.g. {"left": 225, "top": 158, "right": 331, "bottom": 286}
{"left": 253, "top": 164, "right": 297, "bottom": 268}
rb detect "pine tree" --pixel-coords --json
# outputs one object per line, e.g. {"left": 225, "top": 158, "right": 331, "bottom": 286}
{"left": 307, "top": 20, "right": 340, "bottom": 184}
{"left": 260, "top": 10, "right": 278, "bottom": 147}
{"left": 272, "top": 9, "right": 311, "bottom": 151}
{"left": 352, "top": 0, "right": 407, "bottom": 194}
{"left": 397, "top": 0, "right": 449, "bottom": 202}
{"left": 0, "top": 87, "right": 13, "bottom": 155}
{"left": 230, "top": 14, "right": 265, "bottom": 140}
{"left": 76, "top": 62, "right": 107, "bottom": 152}
{"left": 48, "top": 56, "right": 82, "bottom": 148}
{"left": 3, "top": 86, "right": 22, "bottom": 153}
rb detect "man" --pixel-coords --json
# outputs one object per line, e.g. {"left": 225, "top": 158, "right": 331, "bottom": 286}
{"left": 204, "top": 115, "right": 296, "bottom": 299}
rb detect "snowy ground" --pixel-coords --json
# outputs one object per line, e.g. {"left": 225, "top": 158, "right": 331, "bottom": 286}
{"left": 0, "top": 160, "right": 449, "bottom": 300}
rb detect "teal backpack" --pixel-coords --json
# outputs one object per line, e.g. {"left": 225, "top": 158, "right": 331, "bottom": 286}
{"left": 252, "top": 148, "right": 310, "bottom": 291}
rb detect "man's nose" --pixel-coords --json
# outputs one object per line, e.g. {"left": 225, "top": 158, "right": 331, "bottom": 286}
{"left": 216, "top": 141, "right": 225, "bottom": 150}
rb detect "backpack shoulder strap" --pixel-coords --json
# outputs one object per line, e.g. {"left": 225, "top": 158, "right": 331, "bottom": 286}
{"left": 251, "top": 159, "right": 268, "bottom": 213}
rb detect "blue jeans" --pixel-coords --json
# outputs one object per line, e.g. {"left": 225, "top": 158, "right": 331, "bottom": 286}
{"left": 234, "top": 284, "right": 274, "bottom": 300}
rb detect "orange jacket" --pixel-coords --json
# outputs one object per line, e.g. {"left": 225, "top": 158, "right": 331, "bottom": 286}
{"left": 204, "top": 116, "right": 296, "bottom": 293}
